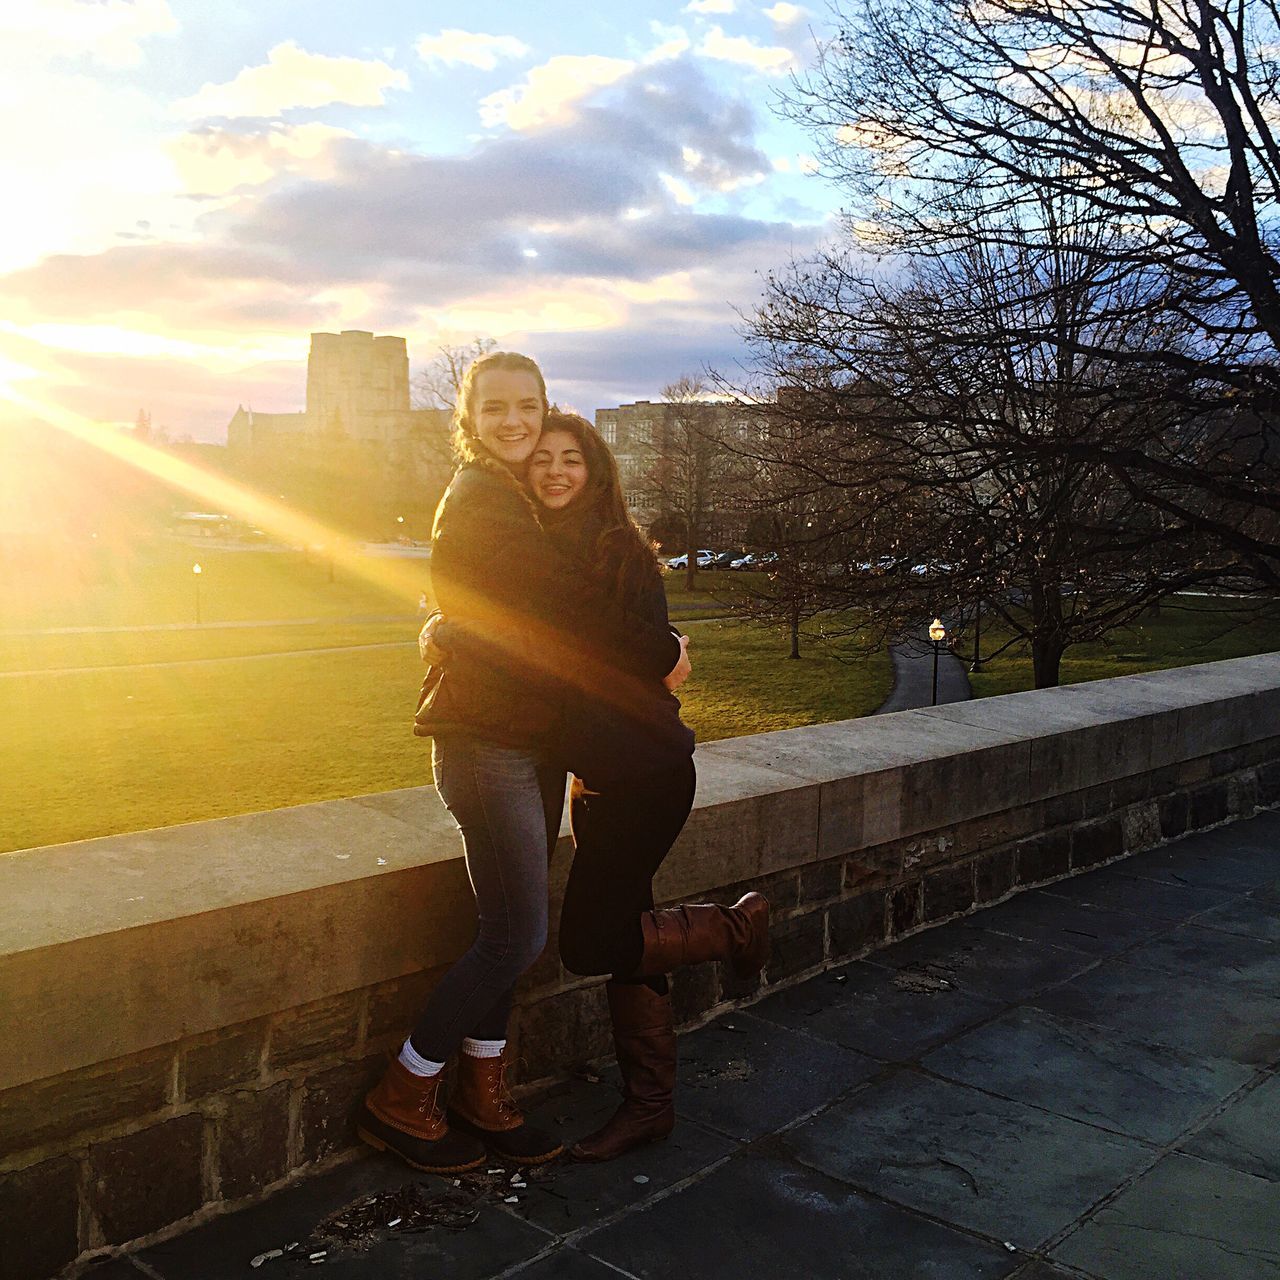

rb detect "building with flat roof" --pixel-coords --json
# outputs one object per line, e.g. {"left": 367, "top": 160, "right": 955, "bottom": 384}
{"left": 595, "top": 397, "right": 761, "bottom": 544}
{"left": 226, "top": 331, "right": 452, "bottom": 537}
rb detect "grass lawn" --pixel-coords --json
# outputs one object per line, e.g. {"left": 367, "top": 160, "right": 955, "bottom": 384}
{"left": 0, "top": 621, "right": 419, "bottom": 673}
{"left": 0, "top": 543, "right": 733, "bottom": 650}
{"left": 661, "top": 568, "right": 760, "bottom": 616}
{"left": 968, "top": 595, "right": 1280, "bottom": 698}
{"left": 0, "top": 616, "right": 890, "bottom": 854}
{"left": 0, "top": 540, "right": 430, "bottom": 630}
{"left": 678, "top": 617, "right": 890, "bottom": 741}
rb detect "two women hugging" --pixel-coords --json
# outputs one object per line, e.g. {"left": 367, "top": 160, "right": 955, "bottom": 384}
{"left": 358, "top": 351, "right": 770, "bottom": 1172}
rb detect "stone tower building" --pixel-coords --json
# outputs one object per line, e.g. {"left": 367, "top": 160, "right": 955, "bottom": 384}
{"left": 305, "top": 331, "right": 410, "bottom": 429}
{"left": 225, "top": 331, "right": 452, "bottom": 536}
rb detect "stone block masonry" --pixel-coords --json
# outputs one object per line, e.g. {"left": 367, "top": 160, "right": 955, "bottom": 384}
{"left": 1, "top": 653, "right": 1278, "bottom": 1277}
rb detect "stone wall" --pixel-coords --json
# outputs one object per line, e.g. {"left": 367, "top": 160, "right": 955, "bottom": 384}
{"left": 2, "top": 654, "right": 1278, "bottom": 1279}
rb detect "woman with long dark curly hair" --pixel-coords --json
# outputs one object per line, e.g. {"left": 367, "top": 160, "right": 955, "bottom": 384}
{"left": 527, "top": 410, "right": 769, "bottom": 1162}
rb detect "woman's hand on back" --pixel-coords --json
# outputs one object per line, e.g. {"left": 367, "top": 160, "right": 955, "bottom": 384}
{"left": 663, "top": 634, "right": 691, "bottom": 692}
{"left": 419, "top": 611, "right": 448, "bottom": 665}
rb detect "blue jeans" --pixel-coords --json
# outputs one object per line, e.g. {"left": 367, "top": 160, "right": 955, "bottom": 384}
{"left": 409, "top": 737, "right": 565, "bottom": 1060}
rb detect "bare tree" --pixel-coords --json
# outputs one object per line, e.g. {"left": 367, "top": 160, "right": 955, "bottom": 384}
{"left": 733, "top": 470, "right": 846, "bottom": 658}
{"left": 407, "top": 338, "right": 496, "bottom": 507}
{"left": 741, "top": 184, "right": 1234, "bottom": 687}
{"left": 637, "top": 376, "right": 756, "bottom": 591}
{"left": 411, "top": 337, "right": 497, "bottom": 412}
{"left": 779, "top": 0, "right": 1280, "bottom": 577}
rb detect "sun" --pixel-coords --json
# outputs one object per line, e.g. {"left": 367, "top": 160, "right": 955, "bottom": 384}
{"left": 0, "top": 354, "right": 42, "bottom": 396}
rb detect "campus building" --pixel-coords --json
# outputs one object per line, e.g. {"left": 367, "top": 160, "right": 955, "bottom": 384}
{"left": 595, "top": 397, "right": 761, "bottom": 544}
{"left": 226, "top": 331, "right": 453, "bottom": 536}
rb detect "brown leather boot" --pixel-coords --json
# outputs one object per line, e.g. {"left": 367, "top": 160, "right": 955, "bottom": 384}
{"left": 448, "top": 1050, "right": 564, "bottom": 1166}
{"left": 571, "top": 981, "right": 676, "bottom": 1163}
{"left": 357, "top": 1059, "right": 486, "bottom": 1174}
{"left": 633, "top": 892, "right": 770, "bottom": 979}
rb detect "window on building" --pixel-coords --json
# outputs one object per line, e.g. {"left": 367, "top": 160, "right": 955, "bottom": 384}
{"left": 601, "top": 422, "right": 617, "bottom": 445}
{"left": 632, "top": 418, "right": 653, "bottom": 446}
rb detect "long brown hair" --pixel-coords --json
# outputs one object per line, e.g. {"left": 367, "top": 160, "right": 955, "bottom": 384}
{"left": 451, "top": 351, "right": 549, "bottom": 463}
{"left": 536, "top": 410, "right": 659, "bottom": 602}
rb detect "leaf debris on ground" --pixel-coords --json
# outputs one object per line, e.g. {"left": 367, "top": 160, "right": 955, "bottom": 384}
{"left": 303, "top": 1163, "right": 560, "bottom": 1254}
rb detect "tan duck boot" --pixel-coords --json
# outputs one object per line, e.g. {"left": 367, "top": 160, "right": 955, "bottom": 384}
{"left": 449, "top": 1049, "right": 564, "bottom": 1166}
{"left": 357, "top": 1058, "right": 486, "bottom": 1174}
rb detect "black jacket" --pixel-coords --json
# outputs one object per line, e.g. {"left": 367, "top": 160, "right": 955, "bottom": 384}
{"left": 550, "top": 547, "right": 696, "bottom": 788}
{"left": 415, "top": 461, "right": 681, "bottom": 749}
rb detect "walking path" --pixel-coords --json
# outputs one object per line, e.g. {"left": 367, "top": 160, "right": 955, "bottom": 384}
{"left": 2, "top": 603, "right": 715, "bottom": 640}
{"left": 102, "top": 809, "right": 1280, "bottom": 1280}
{"left": 876, "top": 627, "right": 972, "bottom": 713}
{"left": 0, "top": 615, "right": 421, "bottom": 638}
{"left": 0, "top": 642, "right": 418, "bottom": 680}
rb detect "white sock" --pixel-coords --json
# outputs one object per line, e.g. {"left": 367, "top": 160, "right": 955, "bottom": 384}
{"left": 398, "top": 1039, "right": 445, "bottom": 1077}
{"left": 462, "top": 1037, "right": 506, "bottom": 1059}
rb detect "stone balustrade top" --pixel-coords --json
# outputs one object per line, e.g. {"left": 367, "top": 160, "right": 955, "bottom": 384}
{"left": 2, "top": 651, "right": 1277, "bottom": 1093}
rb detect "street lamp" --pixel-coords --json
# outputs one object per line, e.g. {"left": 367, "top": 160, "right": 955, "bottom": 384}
{"left": 929, "top": 616, "right": 947, "bottom": 706}
{"left": 192, "top": 563, "right": 202, "bottom": 624}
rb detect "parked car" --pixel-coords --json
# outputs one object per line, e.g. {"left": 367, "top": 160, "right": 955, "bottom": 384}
{"left": 865, "top": 555, "right": 906, "bottom": 574}
{"left": 666, "top": 549, "right": 716, "bottom": 570}
{"left": 712, "top": 551, "right": 741, "bottom": 569}
{"left": 730, "top": 552, "right": 779, "bottom": 570}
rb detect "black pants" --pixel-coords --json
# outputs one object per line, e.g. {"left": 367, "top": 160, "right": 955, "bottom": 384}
{"left": 558, "top": 757, "right": 697, "bottom": 986}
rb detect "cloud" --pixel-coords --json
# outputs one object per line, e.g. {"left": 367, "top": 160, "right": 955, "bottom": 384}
{"left": 176, "top": 41, "right": 409, "bottom": 119}
{"left": 479, "top": 54, "right": 635, "bottom": 130}
{"left": 0, "top": 53, "right": 823, "bottom": 439}
{"left": 697, "top": 26, "right": 796, "bottom": 74}
{"left": 646, "top": 22, "right": 693, "bottom": 62}
{"left": 661, "top": 173, "right": 698, "bottom": 206}
{"left": 3, "top": 58, "right": 782, "bottom": 314}
{"left": 0, "top": 0, "right": 177, "bottom": 68}
{"left": 415, "top": 29, "right": 530, "bottom": 71}
{"left": 168, "top": 123, "right": 354, "bottom": 196}
{"left": 685, "top": 0, "right": 737, "bottom": 11}
{"left": 762, "top": 3, "right": 809, "bottom": 26}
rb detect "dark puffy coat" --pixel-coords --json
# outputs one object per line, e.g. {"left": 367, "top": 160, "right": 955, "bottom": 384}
{"left": 415, "top": 460, "right": 681, "bottom": 748}
{"left": 546, "top": 523, "right": 694, "bottom": 788}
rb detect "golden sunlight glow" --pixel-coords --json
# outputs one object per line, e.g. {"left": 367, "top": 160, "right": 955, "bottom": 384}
{"left": 0, "top": 384, "right": 415, "bottom": 600}
{"left": 439, "top": 287, "right": 624, "bottom": 335}
{"left": 0, "top": 355, "right": 43, "bottom": 392}
{"left": 0, "top": 321, "right": 303, "bottom": 368}
{"left": 0, "top": 384, "right": 674, "bottom": 716}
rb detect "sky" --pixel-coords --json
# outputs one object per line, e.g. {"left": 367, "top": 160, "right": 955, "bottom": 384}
{"left": 0, "top": 0, "right": 845, "bottom": 442}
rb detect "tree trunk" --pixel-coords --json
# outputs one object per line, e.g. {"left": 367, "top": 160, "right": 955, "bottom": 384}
{"left": 788, "top": 601, "right": 801, "bottom": 659}
{"left": 685, "top": 528, "right": 696, "bottom": 593}
{"left": 1031, "top": 635, "right": 1064, "bottom": 688}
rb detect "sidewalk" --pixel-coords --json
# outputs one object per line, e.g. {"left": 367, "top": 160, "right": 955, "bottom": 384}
{"left": 99, "top": 811, "right": 1280, "bottom": 1280}
{"left": 877, "top": 630, "right": 972, "bottom": 712}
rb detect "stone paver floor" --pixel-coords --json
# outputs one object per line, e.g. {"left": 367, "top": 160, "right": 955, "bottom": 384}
{"left": 107, "top": 811, "right": 1280, "bottom": 1280}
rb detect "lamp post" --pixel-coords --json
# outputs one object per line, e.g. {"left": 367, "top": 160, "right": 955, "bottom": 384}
{"left": 317, "top": 543, "right": 334, "bottom": 583}
{"left": 929, "top": 616, "right": 947, "bottom": 706}
{"left": 192, "top": 563, "right": 202, "bottom": 625}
